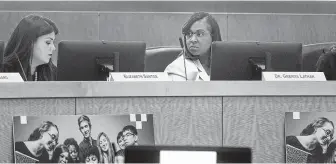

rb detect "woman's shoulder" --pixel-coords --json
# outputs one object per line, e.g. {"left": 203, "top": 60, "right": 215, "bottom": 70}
{"left": 165, "top": 53, "right": 197, "bottom": 73}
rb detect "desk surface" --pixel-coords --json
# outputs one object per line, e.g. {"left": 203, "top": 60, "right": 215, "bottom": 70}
{"left": 0, "top": 81, "right": 336, "bottom": 98}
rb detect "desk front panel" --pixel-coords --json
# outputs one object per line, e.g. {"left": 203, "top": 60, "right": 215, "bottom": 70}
{"left": 0, "top": 98, "right": 76, "bottom": 162}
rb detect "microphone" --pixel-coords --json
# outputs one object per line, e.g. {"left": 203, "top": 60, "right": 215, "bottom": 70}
{"left": 179, "top": 37, "right": 188, "bottom": 81}
{"left": 15, "top": 53, "right": 28, "bottom": 81}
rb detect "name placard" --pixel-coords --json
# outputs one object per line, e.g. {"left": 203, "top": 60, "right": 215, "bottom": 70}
{"left": 262, "top": 72, "right": 326, "bottom": 81}
{"left": 109, "top": 72, "right": 171, "bottom": 81}
{"left": 0, "top": 73, "right": 24, "bottom": 82}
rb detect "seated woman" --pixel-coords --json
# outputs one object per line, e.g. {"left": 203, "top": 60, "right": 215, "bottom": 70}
{"left": 316, "top": 45, "right": 336, "bottom": 80}
{"left": 14, "top": 121, "right": 59, "bottom": 163}
{"left": 286, "top": 117, "right": 334, "bottom": 163}
{"left": 51, "top": 144, "right": 70, "bottom": 163}
{"left": 1, "top": 14, "right": 59, "bottom": 81}
{"left": 164, "top": 12, "right": 222, "bottom": 81}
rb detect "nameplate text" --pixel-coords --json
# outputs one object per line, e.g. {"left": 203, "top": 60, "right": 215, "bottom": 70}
{"left": 262, "top": 72, "right": 326, "bottom": 81}
{"left": 0, "top": 73, "right": 24, "bottom": 82}
{"left": 109, "top": 72, "right": 171, "bottom": 81}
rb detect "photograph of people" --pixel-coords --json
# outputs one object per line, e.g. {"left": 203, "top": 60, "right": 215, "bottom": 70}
{"left": 13, "top": 114, "right": 154, "bottom": 163}
{"left": 63, "top": 138, "right": 80, "bottom": 163}
{"left": 97, "top": 132, "right": 115, "bottom": 163}
{"left": 286, "top": 115, "right": 335, "bottom": 163}
{"left": 51, "top": 144, "right": 70, "bottom": 163}
{"left": 122, "top": 125, "right": 139, "bottom": 147}
{"left": 84, "top": 146, "right": 100, "bottom": 164}
{"left": 116, "top": 131, "right": 126, "bottom": 151}
{"left": 1, "top": 14, "right": 59, "bottom": 81}
{"left": 164, "top": 12, "right": 222, "bottom": 81}
{"left": 14, "top": 121, "right": 59, "bottom": 163}
{"left": 77, "top": 115, "right": 97, "bottom": 163}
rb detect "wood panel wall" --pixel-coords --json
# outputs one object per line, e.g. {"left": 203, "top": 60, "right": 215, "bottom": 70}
{"left": 1, "top": 96, "right": 336, "bottom": 162}
{"left": 1, "top": 12, "right": 336, "bottom": 66}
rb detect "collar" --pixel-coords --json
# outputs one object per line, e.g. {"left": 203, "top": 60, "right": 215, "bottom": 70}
{"left": 193, "top": 60, "right": 210, "bottom": 81}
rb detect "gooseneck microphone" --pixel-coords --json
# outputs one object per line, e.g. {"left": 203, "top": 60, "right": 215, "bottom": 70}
{"left": 179, "top": 37, "right": 188, "bottom": 81}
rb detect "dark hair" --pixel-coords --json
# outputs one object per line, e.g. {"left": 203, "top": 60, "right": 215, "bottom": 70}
{"left": 122, "top": 125, "right": 138, "bottom": 135}
{"left": 301, "top": 117, "right": 334, "bottom": 136}
{"left": 97, "top": 132, "right": 115, "bottom": 163}
{"left": 63, "top": 138, "right": 79, "bottom": 152}
{"left": 2, "top": 14, "right": 59, "bottom": 81}
{"left": 117, "top": 131, "right": 123, "bottom": 141}
{"left": 84, "top": 146, "right": 100, "bottom": 162}
{"left": 78, "top": 115, "right": 91, "bottom": 128}
{"left": 28, "top": 121, "right": 58, "bottom": 141}
{"left": 181, "top": 12, "right": 222, "bottom": 60}
{"left": 51, "top": 144, "right": 69, "bottom": 163}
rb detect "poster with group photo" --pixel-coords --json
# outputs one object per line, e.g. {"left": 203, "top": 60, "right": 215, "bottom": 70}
{"left": 285, "top": 112, "right": 336, "bottom": 163}
{"left": 13, "top": 114, "right": 155, "bottom": 163}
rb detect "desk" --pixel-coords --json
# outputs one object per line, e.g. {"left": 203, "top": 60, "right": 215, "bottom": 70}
{"left": 1, "top": 81, "right": 336, "bottom": 162}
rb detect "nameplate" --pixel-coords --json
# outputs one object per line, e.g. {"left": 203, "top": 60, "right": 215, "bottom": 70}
{"left": 109, "top": 72, "right": 171, "bottom": 81}
{"left": 0, "top": 73, "right": 24, "bottom": 82}
{"left": 262, "top": 72, "right": 326, "bottom": 81}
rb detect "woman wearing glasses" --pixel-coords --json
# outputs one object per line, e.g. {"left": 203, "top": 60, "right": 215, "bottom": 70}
{"left": 286, "top": 117, "right": 334, "bottom": 163}
{"left": 14, "top": 121, "right": 59, "bottom": 163}
{"left": 164, "top": 12, "right": 222, "bottom": 81}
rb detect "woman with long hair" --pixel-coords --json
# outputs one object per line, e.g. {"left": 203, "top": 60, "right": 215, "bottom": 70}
{"left": 164, "top": 12, "right": 222, "bottom": 81}
{"left": 1, "top": 14, "right": 59, "bottom": 81}
{"left": 14, "top": 121, "right": 59, "bottom": 163}
{"left": 96, "top": 132, "right": 115, "bottom": 163}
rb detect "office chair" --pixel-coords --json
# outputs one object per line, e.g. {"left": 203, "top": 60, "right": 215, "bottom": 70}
{"left": 144, "top": 46, "right": 182, "bottom": 72}
{"left": 301, "top": 42, "right": 336, "bottom": 71}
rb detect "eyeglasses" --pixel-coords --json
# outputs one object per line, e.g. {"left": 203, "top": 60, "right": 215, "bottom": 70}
{"left": 185, "top": 30, "right": 211, "bottom": 40}
{"left": 321, "top": 128, "right": 334, "bottom": 139}
{"left": 122, "top": 132, "right": 134, "bottom": 138}
{"left": 47, "top": 132, "right": 58, "bottom": 145}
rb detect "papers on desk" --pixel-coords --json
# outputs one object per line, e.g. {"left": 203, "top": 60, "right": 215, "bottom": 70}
{"left": 13, "top": 114, "right": 155, "bottom": 163}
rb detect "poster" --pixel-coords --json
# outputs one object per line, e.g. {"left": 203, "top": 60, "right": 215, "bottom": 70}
{"left": 285, "top": 112, "right": 336, "bottom": 163}
{"left": 13, "top": 114, "right": 155, "bottom": 163}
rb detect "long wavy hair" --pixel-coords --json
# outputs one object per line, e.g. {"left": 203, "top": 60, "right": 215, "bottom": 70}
{"left": 97, "top": 132, "right": 115, "bottom": 163}
{"left": 180, "top": 12, "right": 222, "bottom": 60}
{"left": 2, "top": 14, "right": 59, "bottom": 81}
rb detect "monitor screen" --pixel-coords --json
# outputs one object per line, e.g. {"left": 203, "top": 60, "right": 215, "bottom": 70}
{"left": 210, "top": 41, "right": 302, "bottom": 80}
{"left": 160, "top": 150, "right": 217, "bottom": 164}
{"left": 57, "top": 40, "right": 146, "bottom": 81}
{"left": 124, "top": 145, "right": 251, "bottom": 163}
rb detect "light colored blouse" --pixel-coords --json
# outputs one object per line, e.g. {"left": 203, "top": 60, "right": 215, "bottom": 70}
{"left": 164, "top": 55, "right": 210, "bottom": 81}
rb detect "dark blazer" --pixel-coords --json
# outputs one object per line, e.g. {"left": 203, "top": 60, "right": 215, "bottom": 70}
{"left": 316, "top": 51, "right": 336, "bottom": 80}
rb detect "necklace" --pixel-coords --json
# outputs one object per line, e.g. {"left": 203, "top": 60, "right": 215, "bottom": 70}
{"left": 34, "top": 72, "right": 38, "bottom": 81}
